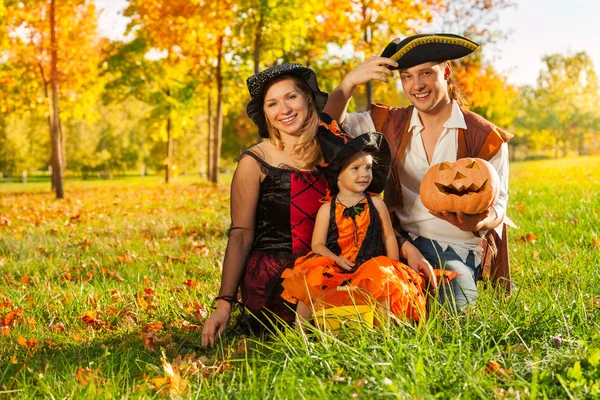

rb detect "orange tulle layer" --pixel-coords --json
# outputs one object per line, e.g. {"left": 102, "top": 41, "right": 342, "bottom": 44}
{"left": 281, "top": 254, "right": 431, "bottom": 321}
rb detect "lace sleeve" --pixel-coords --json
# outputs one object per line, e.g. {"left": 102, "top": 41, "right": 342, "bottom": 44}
{"left": 216, "top": 153, "right": 262, "bottom": 298}
{"left": 341, "top": 111, "right": 376, "bottom": 137}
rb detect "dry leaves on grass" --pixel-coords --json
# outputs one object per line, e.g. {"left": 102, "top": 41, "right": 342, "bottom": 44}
{"left": 2, "top": 307, "right": 24, "bottom": 327}
{"left": 182, "top": 300, "right": 207, "bottom": 322}
{"left": 101, "top": 267, "right": 125, "bottom": 282}
{"left": 592, "top": 238, "right": 600, "bottom": 248}
{"left": 484, "top": 360, "right": 513, "bottom": 378}
{"left": 516, "top": 233, "right": 538, "bottom": 244}
{"left": 82, "top": 311, "right": 106, "bottom": 329}
{"left": 75, "top": 366, "right": 106, "bottom": 386}
{"left": 17, "top": 336, "right": 38, "bottom": 348}
{"left": 49, "top": 322, "right": 66, "bottom": 332}
{"left": 150, "top": 351, "right": 232, "bottom": 396}
{"left": 141, "top": 321, "right": 168, "bottom": 351}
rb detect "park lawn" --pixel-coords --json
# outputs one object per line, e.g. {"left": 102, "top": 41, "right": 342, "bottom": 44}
{"left": 1, "top": 156, "right": 599, "bottom": 399}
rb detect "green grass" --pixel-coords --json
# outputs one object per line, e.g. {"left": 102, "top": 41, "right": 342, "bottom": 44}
{"left": 1, "top": 156, "right": 599, "bottom": 398}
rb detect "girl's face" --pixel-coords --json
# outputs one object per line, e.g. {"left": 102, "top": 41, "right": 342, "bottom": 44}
{"left": 263, "top": 78, "right": 309, "bottom": 137}
{"left": 337, "top": 153, "right": 373, "bottom": 194}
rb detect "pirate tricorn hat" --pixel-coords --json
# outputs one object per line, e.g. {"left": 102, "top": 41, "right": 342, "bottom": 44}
{"left": 381, "top": 33, "right": 479, "bottom": 70}
{"left": 246, "top": 63, "right": 328, "bottom": 138}
{"left": 318, "top": 113, "right": 391, "bottom": 196}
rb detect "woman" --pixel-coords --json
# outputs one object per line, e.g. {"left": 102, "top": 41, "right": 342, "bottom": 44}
{"left": 201, "top": 64, "right": 329, "bottom": 347}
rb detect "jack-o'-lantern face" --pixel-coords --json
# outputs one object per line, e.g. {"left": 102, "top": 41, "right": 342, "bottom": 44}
{"left": 420, "top": 158, "right": 500, "bottom": 215}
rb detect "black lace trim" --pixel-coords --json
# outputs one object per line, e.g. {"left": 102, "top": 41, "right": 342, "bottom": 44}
{"left": 237, "top": 147, "right": 324, "bottom": 183}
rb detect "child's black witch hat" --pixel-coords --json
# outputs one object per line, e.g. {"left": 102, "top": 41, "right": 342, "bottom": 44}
{"left": 317, "top": 113, "right": 391, "bottom": 196}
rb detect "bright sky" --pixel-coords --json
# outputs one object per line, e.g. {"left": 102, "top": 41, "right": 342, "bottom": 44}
{"left": 96, "top": 0, "right": 600, "bottom": 87}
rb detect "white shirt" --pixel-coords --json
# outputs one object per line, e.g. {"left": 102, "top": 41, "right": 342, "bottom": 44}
{"left": 342, "top": 101, "right": 509, "bottom": 266}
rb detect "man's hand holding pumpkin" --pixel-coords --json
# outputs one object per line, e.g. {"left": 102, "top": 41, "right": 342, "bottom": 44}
{"left": 431, "top": 207, "right": 500, "bottom": 232}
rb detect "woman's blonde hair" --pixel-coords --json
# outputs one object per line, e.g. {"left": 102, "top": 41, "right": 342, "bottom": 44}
{"left": 264, "top": 76, "right": 322, "bottom": 170}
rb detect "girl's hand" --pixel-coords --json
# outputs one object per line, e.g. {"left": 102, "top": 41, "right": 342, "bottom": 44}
{"left": 201, "top": 303, "right": 231, "bottom": 347}
{"left": 402, "top": 242, "right": 438, "bottom": 291}
{"left": 335, "top": 257, "right": 355, "bottom": 271}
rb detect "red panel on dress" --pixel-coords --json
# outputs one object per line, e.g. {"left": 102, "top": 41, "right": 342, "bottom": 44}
{"left": 290, "top": 173, "right": 327, "bottom": 255}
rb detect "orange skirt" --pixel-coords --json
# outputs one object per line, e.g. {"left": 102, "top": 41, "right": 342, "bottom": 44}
{"left": 281, "top": 254, "right": 428, "bottom": 321}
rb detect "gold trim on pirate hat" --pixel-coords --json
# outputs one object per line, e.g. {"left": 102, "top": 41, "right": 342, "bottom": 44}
{"left": 381, "top": 33, "right": 479, "bottom": 70}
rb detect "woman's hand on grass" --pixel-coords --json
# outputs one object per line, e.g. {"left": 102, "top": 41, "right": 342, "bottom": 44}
{"left": 201, "top": 302, "right": 231, "bottom": 347}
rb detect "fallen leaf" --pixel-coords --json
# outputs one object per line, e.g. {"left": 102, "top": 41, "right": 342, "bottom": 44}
{"left": 49, "top": 322, "right": 66, "bottom": 332}
{"left": 194, "top": 304, "right": 208, "bottom": 321}
{"left": 517, "top": 233, "right": 538, "bottom": 244}
{"left": 1, "top": 326, "right": 10, "bottom": 336}
{"left": 141, "top": 321, "right": 164, "bottom": 351}
{"left": 179, "top": 320, "right": 201, "bottom": 331}
{"left": 513, "top": 204, "right": 525, "bottom": 213}
{"left": 2, "top": 307, "right": 24, "bottom": 327}
{"left": 82, "top": 311, "right": 105, "bottom": 329}
{"left": 183, "top": 279, "right": 197, "bottom": 288}
{"left": 102, "top": 267, "right": 125, "bottom": 282}
{"left": 81, "top": 270, "right": 94, "bottom": 282}
{"left": 485, "top": 360, "right": 501, "bottom": 374}
{"left": 592, "top": 238, "right": 600, "bottom": 248}
{"left": 484, "top": 360, "right": 513, "bottom": 378}
{"left": 17, "top": 336, "right": 37, "bottom": 348}
{"left": 75, "top": 366, "right": 104, "bottom": 386}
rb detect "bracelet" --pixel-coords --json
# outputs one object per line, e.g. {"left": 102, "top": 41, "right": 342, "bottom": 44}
{"left": 214, "top": 295, "right": 239, "bottom": 304}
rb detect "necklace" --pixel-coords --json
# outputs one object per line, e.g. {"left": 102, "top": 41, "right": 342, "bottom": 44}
{"left": 336, "top": 193, "right": 366, "bottom": 208}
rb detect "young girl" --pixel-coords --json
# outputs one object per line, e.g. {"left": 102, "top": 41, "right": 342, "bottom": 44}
{"left": 281, "top": 115, "right": 438, "bottom": 325}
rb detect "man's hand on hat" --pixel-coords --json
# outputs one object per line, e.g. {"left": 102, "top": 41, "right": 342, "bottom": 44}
{"left": 340, "top": 56, "right": 398, "bottom": 91}
{"left": 430, "top": 209, "right": 496, "bottom": 232}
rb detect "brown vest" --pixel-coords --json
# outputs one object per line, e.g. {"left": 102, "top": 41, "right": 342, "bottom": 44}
{"left": 371, "top": 103, "right": 514, "bottom": 293}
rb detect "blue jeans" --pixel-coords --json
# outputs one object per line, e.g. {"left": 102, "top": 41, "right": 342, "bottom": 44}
{"left": 410, "top": 236, "right": 479, "bottom": 310}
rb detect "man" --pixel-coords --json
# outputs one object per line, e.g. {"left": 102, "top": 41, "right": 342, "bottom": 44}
{"left": 323, "top": 33, "right": 512, "bottom": 310}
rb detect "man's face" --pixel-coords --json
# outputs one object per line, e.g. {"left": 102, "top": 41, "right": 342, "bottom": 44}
{"left": 399, "top": 62, "right": 451, "bottom": 115}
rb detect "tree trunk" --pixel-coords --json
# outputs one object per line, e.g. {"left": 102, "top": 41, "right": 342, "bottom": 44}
{"left": 253, "top": 16, "right": 263, "bottom": 142}
{"left": 211, "top": 35, "right": 224, "bottom": 184}
{"left": 49, "top": 0, "right": 64, "bottom": 199}
{"left": 165, "top": 116, "right": 173, "bottom": 183}
{"left": 206, "top": 93, "right": 212, "bottom": 179}
{"left": 253, "top": 15, "right": 263, "bottom": 74}
{"left": 363, "top": 13, "right": 373, "bottom": 108}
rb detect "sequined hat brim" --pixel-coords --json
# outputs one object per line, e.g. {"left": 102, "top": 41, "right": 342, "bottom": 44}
{"left": 245, "top": 64, "right": 328, "bottom": 138}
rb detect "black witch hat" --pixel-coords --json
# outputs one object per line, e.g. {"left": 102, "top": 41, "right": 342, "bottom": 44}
{"left": 246, "top": 63, "right": 328, "bottom": 138}
{"left": 317, "top": 113, "right": 391, "bottom": 196}
{"left": 381, "top": 33, "right": 479, "bottom": 70}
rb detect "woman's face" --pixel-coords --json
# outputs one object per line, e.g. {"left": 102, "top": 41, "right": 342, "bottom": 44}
{"left": 263, "top": 78, "right": 309, "bottom": 137}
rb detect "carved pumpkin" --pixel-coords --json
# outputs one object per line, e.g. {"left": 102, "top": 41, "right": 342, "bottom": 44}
{"left": 420, "top": 158, "right": 500, "bottom": 215}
